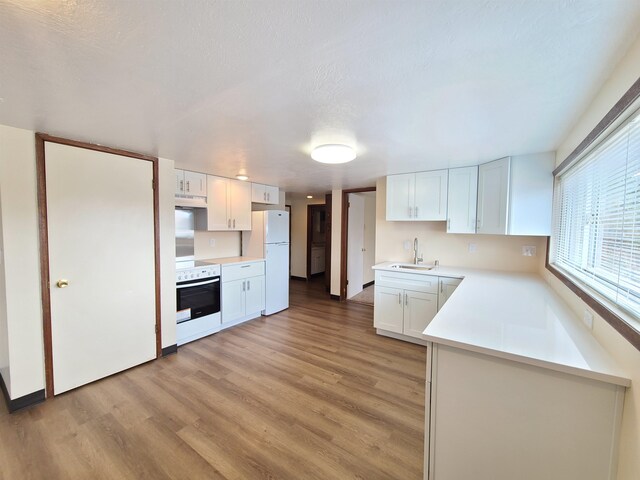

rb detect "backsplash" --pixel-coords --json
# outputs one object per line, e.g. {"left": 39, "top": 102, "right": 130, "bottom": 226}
{"left": 194, "top": 231, "right": 241, "bottom": 260}
{"left": 375, "top": 178, "right": 546, "bottom": 273}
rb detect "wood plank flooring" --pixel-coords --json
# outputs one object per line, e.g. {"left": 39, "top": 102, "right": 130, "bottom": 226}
{"left": 0, "top": 278, "right": 427, "bottom": 480}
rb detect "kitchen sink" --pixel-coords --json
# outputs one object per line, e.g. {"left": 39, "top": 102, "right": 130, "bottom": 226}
{"left": 389, "top": 263, "right": 435, "bottom": 271}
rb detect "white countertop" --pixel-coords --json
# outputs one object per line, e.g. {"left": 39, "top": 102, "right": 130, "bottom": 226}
{"left": 203, "top": 256, "right": 264, "bottom": 266}
{"left": 373, "top": 262, "right": 630, "bottom": 387}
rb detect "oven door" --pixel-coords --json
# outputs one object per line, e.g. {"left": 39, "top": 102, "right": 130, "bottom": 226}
{"left": 176, "top": 276, "right": 220, "bottom": 323}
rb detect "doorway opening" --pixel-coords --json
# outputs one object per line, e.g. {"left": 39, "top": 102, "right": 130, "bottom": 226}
{"left": 306, "top": 203, "right": 328, "bottom": 289}
{"left": 340, "top": 187, "right": 376, "bottom": 304}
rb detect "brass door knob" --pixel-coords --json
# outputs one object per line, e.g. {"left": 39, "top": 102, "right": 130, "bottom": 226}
{"left": 56, "top": 279, "right": 69, "bottom": 288}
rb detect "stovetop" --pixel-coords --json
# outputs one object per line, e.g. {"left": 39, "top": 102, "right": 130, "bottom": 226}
{"left": 176, "top": 260, "right": 214, "bottom": 270}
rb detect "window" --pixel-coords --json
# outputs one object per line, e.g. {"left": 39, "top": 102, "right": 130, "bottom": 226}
{"left": 551, "top": 107, "right": 640, "bottom": 328}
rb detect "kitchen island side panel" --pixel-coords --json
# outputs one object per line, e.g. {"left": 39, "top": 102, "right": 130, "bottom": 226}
{"left": 427, "top": 344, "right": 623, "bottom": 480}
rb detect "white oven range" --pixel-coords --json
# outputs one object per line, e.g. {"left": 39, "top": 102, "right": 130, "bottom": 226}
{"left": 176, "top": 262, "right": 221, "bottom": 346}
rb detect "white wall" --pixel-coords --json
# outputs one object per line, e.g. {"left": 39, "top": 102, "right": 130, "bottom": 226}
{"left": 287, "top": 194, "right": 325, "bottom": 278}
{"left": 330, "top": 190, "right": 342, "bottom": 296}
{"left": 375, "top": 177, "right": 546, "bottom": 273}
{"left": 0, "top": 125, "right": 45, "bottom": 399}
{"left": 545, "top": 34, "right": 640, "bottom": 480}
{"left": 158, "top": 158, "right": 177, "bottom": 349}
{"left": 0, "top": 177, "right": 10, "bottom": 396}
{"left": 0, "top": 125, "right": 178, "bottom": 400}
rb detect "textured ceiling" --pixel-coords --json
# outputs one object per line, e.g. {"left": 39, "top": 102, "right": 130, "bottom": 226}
{"left": 1, "top": 0, "right": 639, "bottom": 194}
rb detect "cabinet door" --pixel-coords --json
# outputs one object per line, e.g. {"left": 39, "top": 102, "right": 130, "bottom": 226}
{"left": 437, "top": 277, "right": 462, "bottom": 311}
{"left": 264, "top": 185, "right": 279, "bottom": 204}
{"left": 184, "top": 171, "right": 207, "bottom": 197}
{"left": 414, "top": 170, "right": 448, "bottom": 220}
{"left": 477, "top": 157, "right": 510, "bottom": 234}
{"left": 175, "top": 169, "right": 185, "bottom": 195}
{"left": 229, "top": 179, "right": 252, "bottom": 230}
{"left": 244, "top": 275, "right": 265, "bottom": 315}
{"left": 207, "top": 175, "right": 230, "bottom": 230}
{"left": 221, "top": 279, "right": 245, "bottom": 323}
{"left": 251, "top": 183, "right": 266, "bottom": 203}
{"left": 447, "top": 166, "right": 478, "bottom": 233}
{"left": 386, "top": 173, "right": 414, "bottom": 220}
{"left": 374, "top": 286, "right": 404, "bottom": 333}
{"left": 403, "top": 290, "right": 438, "bottom": 338}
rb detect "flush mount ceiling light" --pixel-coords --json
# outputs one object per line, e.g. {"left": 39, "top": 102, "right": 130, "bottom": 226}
{"left": 311, "top": 144, "right": 356, "bottom": 164}
{"left": 236, "top": 174, "right": 249, "bottom": 181}
{"left": 307, "top": 195, "right": 313, "bottom": 199}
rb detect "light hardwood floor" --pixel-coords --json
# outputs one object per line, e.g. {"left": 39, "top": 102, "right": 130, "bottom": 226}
{"left": 0, "top": 278, "right": 426, "bottom": 480}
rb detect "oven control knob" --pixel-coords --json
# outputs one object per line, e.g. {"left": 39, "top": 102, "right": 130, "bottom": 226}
{"left": 177, "top": 275, "right": 182, "bottom": 281}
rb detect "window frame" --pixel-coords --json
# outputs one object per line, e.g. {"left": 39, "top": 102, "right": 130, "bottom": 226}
{"left": 547, "top": 75, "right": 640, "bottom": 352}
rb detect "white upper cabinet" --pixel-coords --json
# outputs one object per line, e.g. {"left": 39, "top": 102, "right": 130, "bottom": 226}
{"left": 197, "top": 176, "right": 252, "bottom": 231}
{"left": 386, "top": 173, "right": 414, "bottom": 220}
{"left": 477, "top": 154, "right": 554, "bottom": 236}
{"left": 415, "top": 170, "right": 448, "bottom": 220}
{"left": 229, "top": 179, "right": 252, "bottom": 230}
{"left": 251, "top": 183, "right": 279, "bottom": 204}
{"left": 175, "top": 169, "right": 206, "bottom": 197}
{"left": 447, "top": 166, "right": 479, "bottom": 234}
{"left": 477, "top": 157, "right": 510, "bottom": 234}
{"left": 386, "top": 169, "right": 448, "bottom": 221}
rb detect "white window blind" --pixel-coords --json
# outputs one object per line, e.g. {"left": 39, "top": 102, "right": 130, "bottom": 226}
{"left": 552, "top": 108, "right": 640, "bottom": 322}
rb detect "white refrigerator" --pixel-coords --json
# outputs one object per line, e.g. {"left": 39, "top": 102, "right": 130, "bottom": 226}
{"left": 242, "top": 210, "right": 290, "bottom": 315}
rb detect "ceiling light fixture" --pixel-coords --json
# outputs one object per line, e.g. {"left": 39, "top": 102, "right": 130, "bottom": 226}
{"left": 311, "top": 144, "right": 356, "bottom": 164}
{"left": 307, "top": 195, "right": 313, "bottom": 199}
{"left": 236, "top": 174, "right": 249, "bottom": 181}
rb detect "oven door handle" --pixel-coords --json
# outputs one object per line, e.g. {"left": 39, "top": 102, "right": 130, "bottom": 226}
{"left": 177, "top": 278, "right": 220, "bottom": 289}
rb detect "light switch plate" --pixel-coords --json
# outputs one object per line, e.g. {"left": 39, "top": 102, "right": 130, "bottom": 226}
{"left": 209, "top": 238, "right": 216, "bottom": 247}
{"left": 522, "top": 245, "right": 537, "bottom": 257}
{"left": 583, "top": 309, "right": 594, "bottom": 330}
{"left": 468, "top": 243, "right": 477, "bottom": 253}
{"left": 403, "top": 240, "right": 411, "bottom": 251}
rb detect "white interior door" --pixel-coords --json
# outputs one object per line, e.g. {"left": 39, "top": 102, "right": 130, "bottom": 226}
{"left": 347, "top": 193, "right": 365, "bottom": 299}
{"left": 46, "top": 142, "right": 156, "bottom": 395}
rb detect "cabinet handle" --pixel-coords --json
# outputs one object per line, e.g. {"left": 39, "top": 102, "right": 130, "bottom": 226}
{"left": 447, "top": 218, "right": 451, "bottom": 230}
{"left": 405, "top": 293, "right": 408, "bottom": 306}
{"left": 408, "top": 206, "right": 412, "bottom": 218}
{"left": 264, "top": 192, "right": 266, "bottom": 201}
{"left": 440, "top": 281, "right": 444, "bottom": 294}
{"left": 186, "top": 180, "right": 190, "bottom": 192}
{"left": 233, "top": 219, "right": 236, "bottom": 229}
{"left": 415, "top": 206, "right": 419, "bottom": 217}
{"left": 267, "top": 192, "right": 270, "bottom": 201}
{"left": 179, "top": 179, "right": 184, "bottom": 192}
{"left": 398, "top": 292, "right": 402, "bottom": 304}
{"left": 247, "top": 280, "right": 251, "bottom": 290}
{"left": 228, "top": 219, "right": 231, "bottom": 228}
{"left": 242, "top": 281, "right": 246, "bottom": 292}
{"left": 200, "top": 179, "right": 203, "bottom": 192}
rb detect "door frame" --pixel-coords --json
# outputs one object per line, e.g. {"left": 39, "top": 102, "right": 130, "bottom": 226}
{"left": 340, "top": 187, "right": 375, "bottom": 301}
{"left": 35, "top": 133, "right": 161, "bottom": 399}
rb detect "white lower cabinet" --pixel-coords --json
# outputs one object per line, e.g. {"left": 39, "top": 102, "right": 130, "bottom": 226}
{"left": 221, "top": 261, "right": 265, "bottom": 325}
{"left": 374, "top": 270, "right": 438, "bottom": 340}
{"left": 424, "top": 343, "right": 625, "bottom": 480}
{"left": 437, "top": 277, "right": 462, "bottom": 311}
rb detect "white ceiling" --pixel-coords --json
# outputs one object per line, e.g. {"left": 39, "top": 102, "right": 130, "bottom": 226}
{"left": 1, "top": 1, "right": 639, "bottom": 195}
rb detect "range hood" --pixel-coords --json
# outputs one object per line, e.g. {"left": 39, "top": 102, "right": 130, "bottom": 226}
{"left": 175, "top": 195, "right": 207, "bottom": 208}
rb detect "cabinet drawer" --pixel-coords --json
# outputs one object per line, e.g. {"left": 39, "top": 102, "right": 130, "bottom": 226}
{"left": 375, "top": 270, "right": 438, "bottom": 294}
{"left": 222, "top": 261, "right": 265, "bottom": 282}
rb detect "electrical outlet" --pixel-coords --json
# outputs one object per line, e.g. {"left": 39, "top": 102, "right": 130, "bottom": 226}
{"left": 583, "top": 309, "right": 594, "bottom": 330}
{"left": 403, "top": 240, "right": 411, "bottom": 251}
{"left": 209, "top": 238, "right": 216, "bottom": 247}
{"left": 522, "top": 245, "right": 537, "bottom": 257}
{"left": 468, "top": 243, "right": 477, "bottom": 253}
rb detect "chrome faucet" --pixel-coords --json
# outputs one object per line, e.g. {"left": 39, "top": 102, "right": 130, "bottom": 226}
{"left": 413, "top": 237, "right": 423, "bottom": 265}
